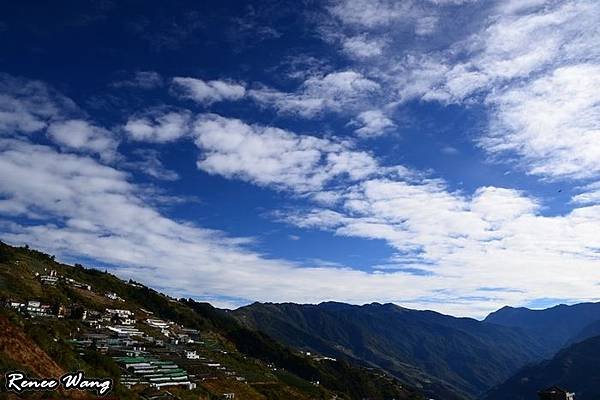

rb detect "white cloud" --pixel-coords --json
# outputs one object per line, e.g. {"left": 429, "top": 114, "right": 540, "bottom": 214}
{"left": 125, "top": 149, "right": 179, "bottom": 181}
{"left": 124, "top": 110, "right": 191, "bottom": 143}
{"left": 0, "top": 138, "right": 294, "bottom": 300}
{"left": 343, "top": 0, "right": 598, "bottom": 106}
{"left": 283, "top": 177, "right": 600, "bottom": 316}
{"left": 249, "top": 86, "right": 325, "bottom": 117}
{"left": 304, "top": 70, "right": 380, "bottom": 97}
{"left": 0, "top": 74, "right": 119, "bottom": 161}
{"left": 352, "top": 110, "right": 395, "bottom": 137}
{"left": 441, "top": 146, "right": 459, "bottom": 155}
{"left": 473, "top": 1, "right": 600, "bottom": 180}
{"left": 326, "top": 0, "right": 468, "bottom": 41}
{"left": 378, "top": 53, "right": 450, "bottom": 103}
{"left": 328, "top": 0, "right": 421, "bottom": 29}
{"left": 422, "top": 63, "right": 490, "bottom": 102}
{"left": 186, "top": 115, "right": 600, "bottom": 316}
{"left": 342, "top": 35, "right": 386, "bottom": 59}
{"left": 2, "top": 115, "right": 600, "bottom": 317}
{"left": 47, "top": 119, "right": 119, "bottom": 160}
{"left": 0, "top": 136, "right": 487, "bottom": 316}
{"left": 415, "top": 16, "right": 439, "bottom": 36}
{"left": 324, "top": 0, "right": 600, "bottom": 184}
{"left": 470, "top": 186, "right": 539, "bottom": 223}
{"left": 470, "top": 2, "right": 577, "bottom": 80}
{"left": 171, "top": 77, "right": 246, "bottom": 104}
{"left": 193, "top": 113, "right": 378, "bottom": 192}
{"left": 571, "top": 181, "right": 600, "bottom": 205}
{"left": 4, "top": 1, "right": 600, "bottom": 318}
{"left": 249, "top": 70, "right": 380, "bottom": 117}
{"left": 572, "top": 190, "right": 600, "bottom": 205}
{"left": 495, "top": 0, "right": 547, "bottom": 14}
{"left": 0, "top": 73, "right": 76, "bottom": 135}
{"left": 484, "top": 64, "right": 600, "bottom": 180}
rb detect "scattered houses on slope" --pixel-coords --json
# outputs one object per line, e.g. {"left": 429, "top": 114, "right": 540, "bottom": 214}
{"left": 2, "top": 259, "right": 250, "bottom": 398}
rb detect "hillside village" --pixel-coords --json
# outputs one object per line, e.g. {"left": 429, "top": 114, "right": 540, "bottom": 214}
{"left": 3, "top": 266, "right": 253, "bottom": 398}
{"left": 0, "top": 242, "right": 420, "bottom": 400}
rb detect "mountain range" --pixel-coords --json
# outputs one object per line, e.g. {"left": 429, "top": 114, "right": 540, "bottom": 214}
{"left": 485, "top": 303, "right": 600, "bottom": 353}
{"left": 4, "top": 240, "right": 600, "bottom": 399}
{"left": 233, "top": 302, "right": 546, "bottom": 398}
{"left": 234, "top": 300, "right": 600, "bottom": 399}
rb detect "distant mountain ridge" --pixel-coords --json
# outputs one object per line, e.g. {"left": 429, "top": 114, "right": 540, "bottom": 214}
{"left": 233, "top": 301, "right": 547, "bottom": 398}
{"left": 484, "top": 302, "right": 600, "bottom": 354}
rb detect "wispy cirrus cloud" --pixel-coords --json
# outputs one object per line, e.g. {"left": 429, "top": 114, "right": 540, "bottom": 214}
{"left": 321, "top": 0, "right": 600, "bottom": 180}
{"left": 111, "top": 71, "right": 164, "bottom": 90}
{"left": 125, "top": 148, "right": 179, "bottom": 181}
{"left": 484, "top": 64, "right": 600, "bottom": 180}
{"left": 0, "top": 135, "right": 487, "bottom": 316}
{"left": 327, "top": 0, "right": 439, "bottom": 30}
{"left": 571, "top": 181, "right": 600, "bottom": 206}
{"left": 249, "top": 70, "right": 380, "bottom": 117}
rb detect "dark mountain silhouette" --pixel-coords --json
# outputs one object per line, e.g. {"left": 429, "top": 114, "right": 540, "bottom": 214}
{"left": 485, "top": 302, "right": 600, "bottom": 354}
{"left": 233, "top": 301, "right": 546, "bottom": 398}
{"left": 483, "top": 335, "right": 600, "bottom": 400}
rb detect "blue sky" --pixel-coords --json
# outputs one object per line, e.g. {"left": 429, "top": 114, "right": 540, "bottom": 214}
{"left": 1, "top": 0, "right": 599, "bottom": 317}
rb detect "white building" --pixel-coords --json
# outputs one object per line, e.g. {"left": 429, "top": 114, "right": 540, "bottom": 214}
{"left": 185, "top": 350, "right": 200, "bottom": 360}
{"left": 7, "top": 301, "right": 24, "bottom": 310}
{"left": 105, "top": 309, "right": 135, "bottom": 324}
{"left": 146, "top": 318, "right": 170, "bottom": 329}
{"left": 107, "top": 325, "right": 144, "bottom": 337}
{"left": 106, "top": 308, "right": 133, "bottom": 317}
{"left": 65, "top": 278, "right": 91, "bottom": 290}
{"left": 26, "top": 300, "right": 52, "bottom": 317}
{"left": 105, "top": 292, "right": 124, "bottom": 301}
{"left": 39, "top": 275, "right": 59, "bottom": 285}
